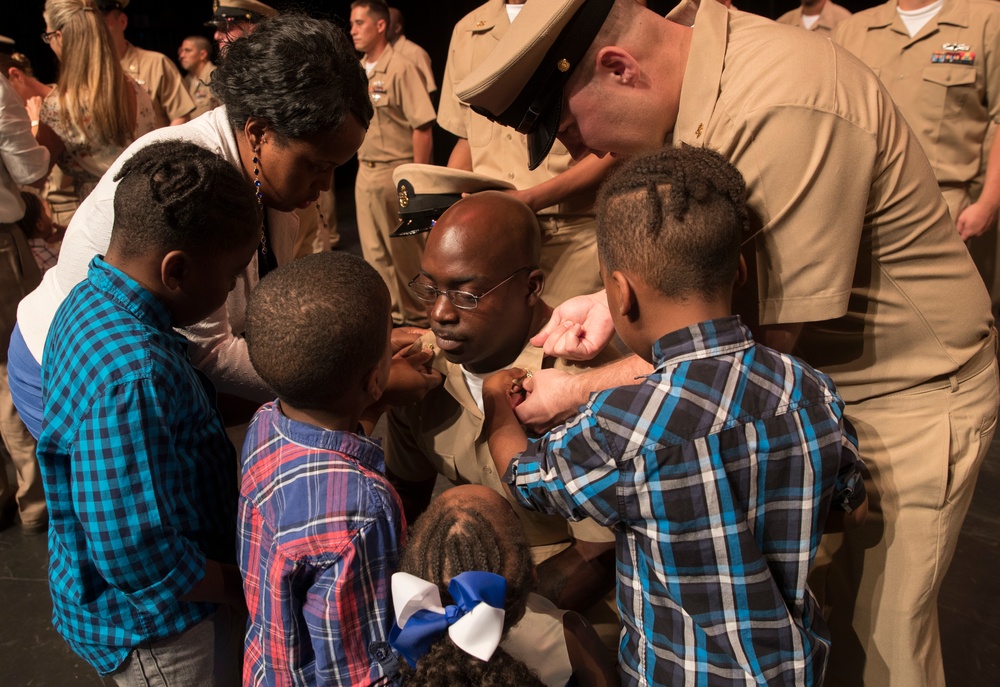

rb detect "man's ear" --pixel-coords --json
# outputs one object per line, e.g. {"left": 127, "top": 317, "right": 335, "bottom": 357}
{"left": 160, "top": 250, "right": 190, "bottom": 292}
{"left": 610, "top": 270, "right": 637, "bottom": 321}
{"left": 526, "top": 268, "right": 545, "bottom": 306}
{"left": 376, "top": 18, "right": 387, "bottom": 36}
{"left": 596, "top": 46, "right": 641, "bottom": 86}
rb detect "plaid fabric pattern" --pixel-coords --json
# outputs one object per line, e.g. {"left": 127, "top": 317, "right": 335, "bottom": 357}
{"left": 239, "top": 402, "right": 404, "bottom": 687}
{"left": 506, "top": 316, "right": 864, "bottom": 687}
{"left": 27, "top": 237, "right": 59, "bottom": 273}
{"left": 38, "top": 257, "right": 238, "bottom": 675}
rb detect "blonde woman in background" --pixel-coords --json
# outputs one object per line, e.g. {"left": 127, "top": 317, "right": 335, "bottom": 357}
{"left": 36, "top": 0, "right": 154, "bottom": 201}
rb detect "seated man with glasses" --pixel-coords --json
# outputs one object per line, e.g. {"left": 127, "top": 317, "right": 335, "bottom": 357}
{"left": 385, "top": 190, "right": 621, "bottom": 649}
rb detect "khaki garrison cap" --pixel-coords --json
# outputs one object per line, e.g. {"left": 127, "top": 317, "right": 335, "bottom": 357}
{"left": 391, "top": 164, "right": 515, "bottom": 237}
{"left": 208, "top": 0, "right": 279, "bottom": 26}
{"left": 456, "top": 0, "right": 614, "bottom": 172}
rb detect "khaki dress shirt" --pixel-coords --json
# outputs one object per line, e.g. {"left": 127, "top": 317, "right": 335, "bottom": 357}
{"left": 386, "top": 331, "right": 618, "bottom": 550}
{"left": 121, "top": 43, "right": 196, "bottom": 128}
{"left": 357, "top": 44, "right": 436, "bottom": 164}
{"left": 675, "top": 1, "right": 992, "bottom": 403}
{"left": 776, "top": 1, "right": 852, "bottom": 35}
{"left": 833, "top": 0, "right": 1000, "bottom": 217}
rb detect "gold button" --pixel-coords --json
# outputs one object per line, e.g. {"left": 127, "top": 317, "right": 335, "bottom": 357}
{"left": 557, "top": 58, "right": 570, "bottom": 72}
{"left": 476, "top": 20, "right": 485, "bottom": 28}
{"left": 507, "top": 172, "right": 515, "bottom": 179}
{"left": 695, "top": 123, "right": 704, "bottom": 138}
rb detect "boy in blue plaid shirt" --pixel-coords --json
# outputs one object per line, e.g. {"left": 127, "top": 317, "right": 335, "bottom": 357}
{"left": 483, "top": 146, "right": 868, "bottom": 687}
{"left": 37, "top": 141, "right": 261, "bottom": 685}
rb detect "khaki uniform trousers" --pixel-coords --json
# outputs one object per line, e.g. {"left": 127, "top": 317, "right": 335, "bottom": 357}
{"left": 538, "top": 215, "right": 603, "bottom": 306}
{"left": 293, "top": 188, "right": 339, "bottom": 258}
{"left": 0, "top": 223, "right": 45, "bottom": 528}
{"left": 354, "top": 160, "right": 427, "bottom": 327}
{"left": 811, "top": 331, "right": 999, "bottom": 687}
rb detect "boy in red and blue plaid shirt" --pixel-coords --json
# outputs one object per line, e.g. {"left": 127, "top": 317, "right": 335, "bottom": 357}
{"left": 239, "top": 251, "right": 439, "bottom": 687}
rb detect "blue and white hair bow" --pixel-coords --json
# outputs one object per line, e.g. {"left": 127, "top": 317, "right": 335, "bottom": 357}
{"left": 388, "top": 570, "right": 507, "bottom": 667}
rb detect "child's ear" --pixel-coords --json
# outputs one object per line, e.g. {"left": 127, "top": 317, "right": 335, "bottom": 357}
{"left": 160, "top": 250, "right": 190, "bottom": 292}
{"left": 610, "top": 270, "right": 637, "bottom": 320}
{"left": 363, "top": 363, "right": 385, "bottom": 404}
{"left": 735, "top": 254, "right": 748, "bottom": 290}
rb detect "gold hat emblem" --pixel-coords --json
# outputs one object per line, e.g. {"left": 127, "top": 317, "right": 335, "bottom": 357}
{"left": 557, "top": 59, "right": 570, "bottom": 73}
{"left": 398, "top": 185, "right": 410, "bottom": 209}
{"left": 214, "top": 0, "right": 220, "bottom": 11}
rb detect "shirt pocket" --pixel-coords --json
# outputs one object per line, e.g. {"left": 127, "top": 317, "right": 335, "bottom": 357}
{"left": 369, "top": 80, "right": 393, "bottom": 109}
{"left": 920, "top": 66, "right": 979, "bottom": 122}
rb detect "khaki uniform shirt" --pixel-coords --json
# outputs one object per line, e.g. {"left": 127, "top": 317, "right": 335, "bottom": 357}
{"left": 438, "top": 0, "right": 592, "bottom": 219}
{"left": 357, "top": 44, "right": 436, "bottom": 164}
{"left": 833, "top": 0, "right": 1000, "bottom": 216}
{"left": 121, "top": 43, "right": 196, "bottom": 128}
{"left": 392, "top": 35, "right": 436, "bottom": 93}
{"left": 675, "top": 1, "right": 992, "bottom": 403}
{"left": 776, "top": 1, "right": 852, "bottom": 35}
{"left": 184, "top": 61, "right": 219, "bottom": 119}
{"left": 386, "top": 331, "right": 618, "bottom": 549}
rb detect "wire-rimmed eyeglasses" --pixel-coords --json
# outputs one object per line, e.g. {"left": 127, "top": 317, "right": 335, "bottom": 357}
{"left": 408, "top": 266, "right": 535, "bottom": 310}
{"left": 40, "top": 30, "right": 60, "bottom": 44}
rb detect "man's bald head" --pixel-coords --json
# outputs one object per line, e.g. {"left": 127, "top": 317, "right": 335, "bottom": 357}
{"left": 416, "top": 191, "right": 546, "bottom": 373}
{"left": 388, "top": 6, "right": 404, "bottom": 41}
{"left": 427, "top": 191, "right": 541, "bottom": 273}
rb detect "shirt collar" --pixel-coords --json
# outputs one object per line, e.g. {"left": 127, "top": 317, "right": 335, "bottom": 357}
{"left": 268, "top": 401, "right": 386, "bottom": 474}
{"left": 368, "top": 42, "right": 395, "bottom": 74}
{"left": 650, "top": 315, "right": 753, "bottom": 372}
{"left": 88, "top": 255, "right": 175, "bottom": 334}
{"left": 867, "top": 0, "right": 968, "bottom": 32}
{"left": 673, "top": 0, "right": 728, "bottom": 148}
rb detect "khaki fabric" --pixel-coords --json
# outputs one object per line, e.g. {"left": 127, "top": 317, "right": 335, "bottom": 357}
{"left": 676, "top": 2, "right": 992, "bottom": 404}
{"left": 502, "top": 593, "right": 573, "bottom": 687}
{"left": 356, "top": 44, "right": 435, "bottom": 326}
{"left": 355, "top": 161, "right": 427, "bottom": 326}
{"left": 292, "top": 188, "right": 338, "bottom": 258}
{"left": 834, "top": 0, "right": 1000, "bottom": 310}
{"left": 121, "top": 42, "right": 196, "bottom": 128}
{"left": 438, "top": 0, "right": 603, "bottom": 305}
{"left": 387, "top": 331, "right": 619, "bottom": 548}
{"left": 834, "top": 0, "right": 1000, "bottom": 196}
{"left": 675, "top": 4, "right": 996, "bottom": 685}
{"left": 392, "top": 36, "right": 436, "bottom": 93}
{"left": 776, "top": 1, "right": 852, "bottom": 35}
{"left": 386, "top": 332, "right": 621, "bottom": 648}
{"left": 811, "top": 337, "right": 998, "bottom": 687}
{"left": 357, "top": 44, "right": 436, "bottom": 163}
{"left": 184, "top": 61, "right": 219, "bottom": 120}
{"left": 0, "top": 362, "right": 45, "bottom": 528}
{"left": 0, "top": 224, "right": 44, "bottom": 529}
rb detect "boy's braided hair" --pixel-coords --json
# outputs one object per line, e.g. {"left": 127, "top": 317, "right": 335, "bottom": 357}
{"left": 111, "top": 140, "right": 260, "bottom": 258}
{"left": 596, "top": 144, "right": 749, "bottom": 299}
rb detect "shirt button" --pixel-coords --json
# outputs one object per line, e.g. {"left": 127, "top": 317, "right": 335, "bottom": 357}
{"left": 506, "top": 133, "right": 512, "bottom": 140}
{"left": 484, "top": 466, "right": 493, "bottom": 474}
{"left": 507, "top": 172, "right": 515, "bottom": 179}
